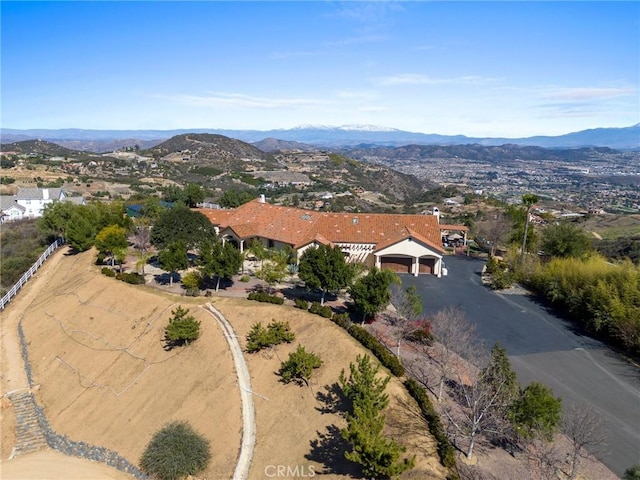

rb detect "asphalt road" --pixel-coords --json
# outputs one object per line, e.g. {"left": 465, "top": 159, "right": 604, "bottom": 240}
{"left": 399, "top": 255, "right": 640, "bottom": 477}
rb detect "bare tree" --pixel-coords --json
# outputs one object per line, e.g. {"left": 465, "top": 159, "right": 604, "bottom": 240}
{"left": 131, "top": 224, "right": 152, "bottom": 274}
{"left": 444, "top": 343, "right": 518, "bottom": 460}
{"left": 428, "top": 306, "right": 482, "bottom": 401}
{"left": 475, "top": 210, "right": 512, "bottom": 257}
{"left": 388, "top": 284, "right": 424, "bottom": 360}
{"left": 561, "top": 403, "right": 608, "bottom": 480}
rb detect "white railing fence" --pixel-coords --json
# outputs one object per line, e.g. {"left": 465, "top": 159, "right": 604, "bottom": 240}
{"left": 1, "top": 238, "right": 65, "bottom": 310}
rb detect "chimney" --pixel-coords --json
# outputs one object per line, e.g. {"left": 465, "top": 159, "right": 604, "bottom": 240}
{"left": 432, "top": 206, "right": 440, "bottom": 222}
{"left": 42, "top": 188, "right": 50, "bottom": 200}
{"left": 259, "top": 194, "right": 266, "bottom": 203}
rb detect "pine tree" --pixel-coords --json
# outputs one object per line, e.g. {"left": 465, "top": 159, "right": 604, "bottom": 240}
{"left": 165, "top": 306, "right": 201, "bottom": 347}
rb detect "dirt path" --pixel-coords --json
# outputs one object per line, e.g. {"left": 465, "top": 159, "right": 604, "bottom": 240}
{"left": 204, "top": 303, "right": 255, "bottom": 480}
{"left": 1, "top": 247, "right": 68, "bottom": 396}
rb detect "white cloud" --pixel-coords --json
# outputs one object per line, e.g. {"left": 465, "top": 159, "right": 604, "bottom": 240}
{"left": 372, "top": 73, "right": 499, "bottom": 86}
{"left": 156, "top": 92, "right": 328, "bottom": 109}
{"left": 542, "top": 86, "right": 636, "bottom": 100}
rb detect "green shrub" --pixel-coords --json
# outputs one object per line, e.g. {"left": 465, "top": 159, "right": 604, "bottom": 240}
{"left": 404, "top": 378, "right": 458, "bottom": 474}
{"left": 347, "top": 325, "right": 405, "bottom": 377}
{"left": 246, "top": 320, "right": 295, "bottom": 353}
{"left": 116, "top": 272, "right": 145, "bottom": 284}
{"left": 247, "top": 291, "right": 284, "bottom": 304}
{"left": 294, "top": 298, "right": 309, "bottom": 310}
{"left": 485, "top": 255, "right": 500, "bottom": 275}
{"left": 140, "top": 420, "right": 211, "bottom": 480}
{"left": 239, "top": 275, "right": 251, "bottom": 282}
{"left": 332, "top": 312, "right": 351, "bottom": 329}
{"left": 101, "top": 267, "right": 116, "bottom": 277}
{"left": 165, "top": 306, "right": 201, "bottom": 347}
{"left": 278, "top": 344, "right": 323, "bottom": 385}
{"left": 309, "top": 301, "right": 333, "bottom": 318}
{"left": 491, "top": 268, "right": 515, "bottom": 290}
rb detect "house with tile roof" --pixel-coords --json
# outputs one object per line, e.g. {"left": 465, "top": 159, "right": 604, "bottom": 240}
{"left": 197, "top": 196, "right": 464, "bottom": 277}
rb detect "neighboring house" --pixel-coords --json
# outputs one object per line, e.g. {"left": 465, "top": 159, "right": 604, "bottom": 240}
{"left": 0, "top": 196, "right": 26, "bottom": 223}
{"left": 197, "top": 197, "right": 466, "bottom": 277}
{"left": 1, "top": 187, "right": 85, "bottom": 222}
{"left": 14, "top": 188, "right": 66, "bottom": 218}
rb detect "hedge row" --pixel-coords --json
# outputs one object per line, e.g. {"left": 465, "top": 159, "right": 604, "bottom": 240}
{"left": 247, "top": 291, "right": 284, "bottom": 304}
{"left": 309, "top": 302, "right": 333, "bottom": 318}
{"left": 404, "top": 378, "right": 458, "bottom": 477}
{"left": 101, "top": 268, "right": 145, "bottom": 285}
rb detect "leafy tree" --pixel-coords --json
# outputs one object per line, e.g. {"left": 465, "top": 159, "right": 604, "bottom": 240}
{"left": 349, "top": 267, "right": 400, "bottom": 324}
{"left": 298, "top": 245, "right": 354, "bottom": 305}
{"left": 95, "top": 225, "right": 128, "bottom": 267}
{"left": 151, "top": 205, "right": 217, "bottom": 250}
{"left": 219, "top": 188, "right": 255, "bottom": 208}
{"left": 541, "top": 222, "right": 592, "bottom": 258}
{"left": 509, "top": 381, "right": 562, "bottom": 442}
{"left": 198, "top": 240, "right": 243, "bottom": 291}
{"left": 255, "top": 260, "right": 287, "bottom": 289}
{"left": 182, "top": 183, "right": 205, "bottom": 207}
{"left": 141, "top": 195, "right": 167, "bottom": 222}
{"left": 66, "top": 209, "right": 96, "bottom": 252}
{"left": 139, "top": 420, "right": 210, "bottom": 480}
{"left": 520, "top": 193, "right": 539, "bottom": 261}
{"left": 38, "top": 200, "right": 76, "bottom": 240}
{"left": 245, "top": 320, "right": 295, "bottom": 353}
{"left": 158, "top": 241, "right": 189, "bottom": 286}
{"left": 278, "top": 345, "right": 323, "bottom": 386}
{"left": 165, "top": 306, "right": 201, "bottom": 347}
{"left": 624, "top": 465, "right": 640, "bottom": 480}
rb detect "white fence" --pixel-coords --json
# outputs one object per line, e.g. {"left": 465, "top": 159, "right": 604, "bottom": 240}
{"left": 0, "top": 238, "right": 64, "bottom": 310}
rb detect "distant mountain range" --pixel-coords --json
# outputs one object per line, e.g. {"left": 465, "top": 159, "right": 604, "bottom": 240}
{"left": 1, "top": 123, "right": 638, "bottom": 152}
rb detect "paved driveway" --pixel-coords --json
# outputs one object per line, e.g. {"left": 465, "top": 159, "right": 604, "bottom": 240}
{"left": 398, "top": 255, "right": 640, "bottom": 477}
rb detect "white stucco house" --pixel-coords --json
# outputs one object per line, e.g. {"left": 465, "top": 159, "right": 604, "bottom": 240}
{"left": 197, "top": 197, "right": 467, "bottom": 277}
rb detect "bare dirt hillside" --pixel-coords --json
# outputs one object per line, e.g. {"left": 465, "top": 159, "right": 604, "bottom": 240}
{"left": 1, "top": 248, "right": 447, "bottom": 480}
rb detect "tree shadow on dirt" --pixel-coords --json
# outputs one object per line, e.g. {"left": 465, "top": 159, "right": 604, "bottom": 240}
{"left": 315, "top": 382, "right": 349, "bottom": 415}
{"left": 305, "top": 424, "right": 361, "bottom": 478}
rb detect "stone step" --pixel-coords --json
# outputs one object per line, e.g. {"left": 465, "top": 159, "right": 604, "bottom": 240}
{"left": 7, "top": 392, "right": 48, "bottom": 457}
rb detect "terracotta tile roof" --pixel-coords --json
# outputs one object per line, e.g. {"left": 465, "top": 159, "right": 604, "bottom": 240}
{"left": 195, "top": 199, "right": 444, "bottom": 250}
{"left": 439, "top": 223, "right": 469, "bottom": 232}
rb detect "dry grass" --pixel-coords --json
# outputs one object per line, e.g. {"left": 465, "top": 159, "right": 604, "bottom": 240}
{"left": 1, "top": 248, "right": 447, "bottom": 479}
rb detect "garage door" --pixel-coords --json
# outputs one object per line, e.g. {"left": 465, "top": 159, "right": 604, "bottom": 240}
{"left": 381, "top": 256, "right": 412, "bottom": 273}
{"left": 419, "top": 258, "right": 435, "bottom": 274}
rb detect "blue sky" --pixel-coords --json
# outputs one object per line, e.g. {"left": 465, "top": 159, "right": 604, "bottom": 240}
{"left": 2, "top": 1, "right": 638, "bottom": 137}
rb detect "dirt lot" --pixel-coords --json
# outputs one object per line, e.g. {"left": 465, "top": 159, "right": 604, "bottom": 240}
{"left": 0, "top": 248, "right": 447, "bottom": 480}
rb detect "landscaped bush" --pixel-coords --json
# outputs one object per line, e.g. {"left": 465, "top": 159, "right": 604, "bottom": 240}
{"left": 247, "top": 291, "right": 284, "bottom": 304}
{"left": 294, "top": 298, "right": 309, "bottom": 310}
{"left": 347, "top": 325, "right": 405, "bottom": 377}
{"left": 404, "top": 378, "right": 458, "bottom": 475}
{"left": 116, "top": 272, "right": 145, "bottom": 285}
{"left": 309, "top": 301, "right": 333, "bottom": 318}
{"left": 246, "top": 320, "right": 295, "bottom": 353}
{"left": 101, "top": 267, "right": 116, "bottom": 277}
{"left": 278, "top": 344, "right": 323, "bottom": 386}
{"left": 239, "top": 274, "right": 250, "bottom": 282}
{"left": 490, "top": 268, "right": 515, "bottom": 290}
{"left": 332, "top": 312, "right": 351, "bottom": 329}
{"left": 140, "top": 420, "right": 211, "bottom": 480}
